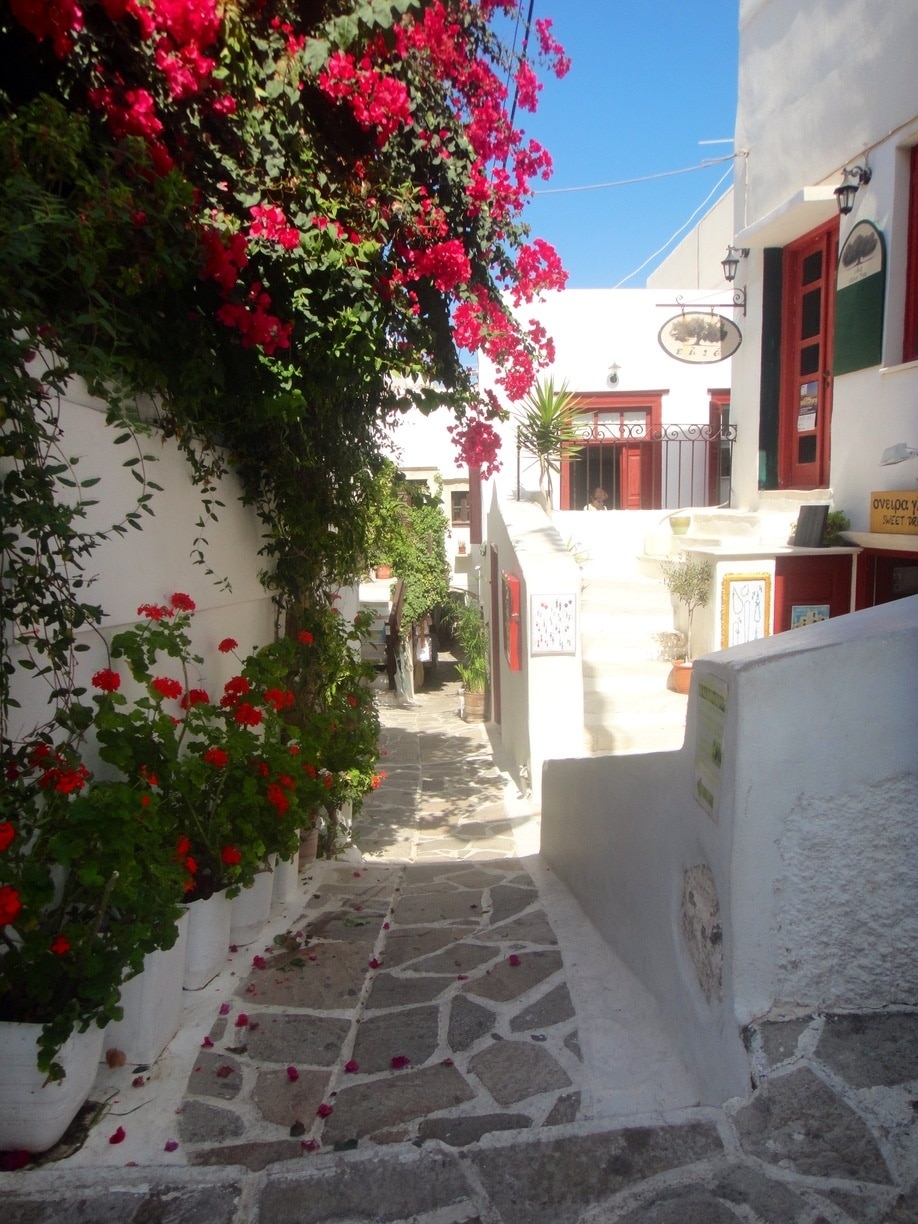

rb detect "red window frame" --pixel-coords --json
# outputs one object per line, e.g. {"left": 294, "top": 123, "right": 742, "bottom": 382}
{"left": 903, "top": 144, "right": 918, "bottom": 363}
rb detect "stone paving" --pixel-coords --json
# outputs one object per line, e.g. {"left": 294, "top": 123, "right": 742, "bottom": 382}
{"left": 2, "top": 666, "right": 918, "bottom": 1221}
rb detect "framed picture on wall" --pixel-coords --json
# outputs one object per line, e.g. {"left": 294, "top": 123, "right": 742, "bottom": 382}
{"left": 721, "top": 573, "right": 772, "bottom": 648}
{"left": 530, "top": 593, "right": 576, "bottom": 655}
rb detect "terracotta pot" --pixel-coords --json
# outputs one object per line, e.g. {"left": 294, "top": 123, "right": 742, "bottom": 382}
{"left": 0, "top": 1021, "right": 104, "bottom": 1153}
{"left": 374, "top": 565, "right": 392, "bottom": 579}
{"left": 671, "top": 660, "right": 693, "bottom": 694}
{"left": 461, "top": 690, "right": 486, "bottom": 722}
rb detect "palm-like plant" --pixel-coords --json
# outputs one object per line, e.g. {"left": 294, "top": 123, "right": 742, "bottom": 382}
{"left": 514, "top": 378, "right": 584, "bottom": 504}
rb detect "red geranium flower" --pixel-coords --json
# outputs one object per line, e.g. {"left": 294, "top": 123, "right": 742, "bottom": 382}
{"left": 264, "top": 687, "right": 294, "bottom": 711}
{"left": 137, "top": 603, "right": 172, "bottom": 621}
{"left": 204, "top": 747, "right": 229, "bottom": 768}
{"left": 218, "top": 638, "right": 238, "bottom": 654}
{"left": 221, "top": 845, "right": 241, "bottom": 865}
{"left": 221, "top": 675, "right": 250, "bottom": 706}
{"left": 181, "top": 688, "right": 210, "bottom": 709}
{"left": 297, "top": 630, "right": 314, "bottom": 644}
{"left": 0, "top": 885, "right": 22, "bottom": 925}
{"left": 234, "top": 702, "right": 262, "bottom": 727}
{"left": 91, "top": 668, "right": 121, "bottom": 692}
{"left": 50, "top": 935, "right": 71, "bottom": 956}
{"left": 152, "top": 676, "right": 183, "bottom": 700}
{"left": 0, "top": 821, "right": 15, "bottom": 852}
{"left": 266, "top": 783, "right": 289, "bottom": 814}
{"left": 170, "top": 592, "right": 196, "bottom": 612}
{"left": 175, "top": 835, "right": 191, "bottom": 858}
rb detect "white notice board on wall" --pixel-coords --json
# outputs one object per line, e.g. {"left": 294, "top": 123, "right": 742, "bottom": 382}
{"left": 694, "top": 675, "right": 728, "bottom": 822}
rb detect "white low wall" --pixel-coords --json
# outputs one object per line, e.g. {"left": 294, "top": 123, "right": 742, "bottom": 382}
{"left": 484, "top": 488, "right": 585, "bottom": 801}
{"left": 542, "top": 596, "right": 918, "bottom": 1103}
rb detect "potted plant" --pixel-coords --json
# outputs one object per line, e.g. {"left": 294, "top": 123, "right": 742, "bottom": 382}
{"left": 0, "top": 743, "right": 188, "bottom": 1149}
{"left": 659, "top": 552, "right": 714, "bottom": 694}
{"left": 513, "top": 377, "right": 583, "bottom": 507}
{"left": 449, "top": 596, "right": 489, "bottom": 721}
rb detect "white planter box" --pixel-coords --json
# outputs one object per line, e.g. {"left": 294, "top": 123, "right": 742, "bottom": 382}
{"left": 103, "top": 910, "right": 189, "bottom": 1065}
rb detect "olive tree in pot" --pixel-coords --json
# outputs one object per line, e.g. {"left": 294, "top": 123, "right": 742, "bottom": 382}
{"left": 449, "top": 596, "right": 489, "bottom": 721}
{"left": 659, "top": 552, "right": 714, "bottom": 693}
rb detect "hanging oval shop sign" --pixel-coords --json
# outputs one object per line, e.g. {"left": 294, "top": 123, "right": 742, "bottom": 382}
{"left": 658, "top": 312, "right": 742, "bottom": 364}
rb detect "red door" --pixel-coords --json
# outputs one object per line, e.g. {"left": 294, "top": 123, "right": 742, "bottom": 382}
{"left": 779, "top": 220, "right": 838, "bottom": 488}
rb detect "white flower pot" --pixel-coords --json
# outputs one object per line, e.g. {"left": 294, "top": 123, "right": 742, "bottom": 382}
{"left": 272, "top": 852, "right": 300, "bottom": 906}
{"left": 229, "top": 863, "right": 275, "bottom": 947}
{"left": 0, "top": 1021, "right": 104, "bottom": 1153}
{"left": 183, "top": 889, "right": 232, "bottom": 991}
{"left": 103, "top": 910, "right": 189, "bottom": 1065}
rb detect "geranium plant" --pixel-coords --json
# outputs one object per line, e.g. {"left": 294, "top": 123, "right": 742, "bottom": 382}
{"left": 0, "top": 741, "right": 187, "bottom": 1079}
{"left": 91, "top": 594, "right": 307, "bottom": 899}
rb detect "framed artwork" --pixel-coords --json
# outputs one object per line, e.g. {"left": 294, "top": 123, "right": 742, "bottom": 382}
{"left": 530, "top": 593, "right": 577, "bottom": 656}
{"left": 721, "top": 573, "right": 771, "bottom": 648}
{"left": 791, "top": 604, "right": 830, "bottom": 628}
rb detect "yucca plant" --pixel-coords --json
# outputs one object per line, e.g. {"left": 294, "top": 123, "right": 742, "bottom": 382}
{"left": 514, "top": 378, "right": 584, "bottom": 504}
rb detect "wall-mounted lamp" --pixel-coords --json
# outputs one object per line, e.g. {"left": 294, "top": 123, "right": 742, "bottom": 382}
{"left": 721, "top": 246, "right": 749, "bottom": 284}
{"left": 835, "top": 164, "right": 871, "bottom": 216}
{"left": 880, "top": 442, "right": 918, "bottom": 466}
{"left": 607, "top": 362, "right": 620, "bottom": 387}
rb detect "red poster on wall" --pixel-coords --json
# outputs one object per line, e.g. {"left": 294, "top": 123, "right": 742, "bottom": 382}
{"left": 501, "top": 572, "right": 521, "bottom": 671}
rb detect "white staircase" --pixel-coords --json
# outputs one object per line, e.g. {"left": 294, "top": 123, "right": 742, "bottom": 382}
{"left": 563, "top": 512, "right": 690, "bottom": 755}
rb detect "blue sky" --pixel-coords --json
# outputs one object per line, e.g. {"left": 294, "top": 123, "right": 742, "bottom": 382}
{"left": 509, "top": 1, "right": 740, "bottom": 289}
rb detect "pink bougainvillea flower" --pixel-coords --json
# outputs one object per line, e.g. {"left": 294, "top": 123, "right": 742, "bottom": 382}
{"left": 353, "top": 870, "right": 361, "bottom": 878}
{"left": 441, "top": 1057, "right": 454, "bottom": 1067}
{"left": 344, "top": 1059, "right": 360, "bottom": 1074}
{"left": 219, "top": 1002, "right": 231, "bottom": 1016}
{"left": 152, "top": 676, "right": 183, "bottom": 700}
{"left": 368, "top": 957, "right": 380, "bottom": 969}
{"left": 390, "top": 1055, "right": 410, "bottom": 1070}
{"left": 457, "top": 974, "right": 468, "bottom": 981}
{"left": 218, "top": 638, "right": 238, "bottom": 653}
{"left": 170, "top": 592, "right": 196, "bottom": 612}
{"left": 132, "top": 1075, "right": 145, "bottom": 1087}
{"left": 301, "top": 1138, "right": 319, "bottom": 1152}
{"left": 216, "top": 1065, "right": 234, "bottom": 1079}
{"left": 201, "top": 1035, "right": 214, "bottom": 1048}
{"left": 316, "top": 1102, "right": 333, "bottom": 1118}
{"left": 285, "top": 1066, "right": 299, "bottom": 1082}
{"left": 109, "top": 1126, "right": 126, "bottom": 1144}
{"left": 234, "top": 1013, "right": 248, "bottom": 1028}
{"left": 508, "top": 954, "right": 521, "bottom": 967}
{"left": 50, "top": 935, "right": 71, "bottom": 956}
{"left": 91, "top": 668, "right": 121, "bottom": 692}
{"left": 164, "top": 1140, "right": 179, "bottom": 1152}
{"left": 0, "top": 821, "right": 15, "bottom": 852}
{"left": 221, "top": 845, "right": 242, "bottom": 866}
{"left": 252, "top": 955, "right": 266, "bottom": 970}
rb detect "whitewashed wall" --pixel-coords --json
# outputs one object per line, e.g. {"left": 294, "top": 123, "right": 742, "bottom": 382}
{"left": 730, "top": 0, "right": 918, "bottom": 520}
{"left": 647, "top": 190, "right": 735, "bottom": 292}
{"left": 542, "top": 595, "right": 918, "bottom": 1104}
{"left": 8, "top": 382, "right": 275, "bottom": 751}
{"left": 483, "top": 487, "right": 584, "bottom": 803}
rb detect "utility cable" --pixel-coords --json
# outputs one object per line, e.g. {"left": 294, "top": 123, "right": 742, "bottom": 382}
{"left": 612, "top": 162, "right": 735, "bottom": 287}
{"left": 533, "top": 152, "right": 738, "bottom": 196}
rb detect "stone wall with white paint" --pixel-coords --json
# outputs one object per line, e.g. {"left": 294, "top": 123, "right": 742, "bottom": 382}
{"left": 483, "top": 487, "right": 585, "bottom": 803}
{"left": 541, "top": 595, "right": 918, "bottom": 1104}
{"left": 7, "top": 383, "right": 275, "bottom": 751}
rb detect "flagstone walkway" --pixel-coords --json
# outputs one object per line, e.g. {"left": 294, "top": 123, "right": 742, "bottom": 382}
{"left": 3, "top": 665, "right": 918, "bottom": 1221}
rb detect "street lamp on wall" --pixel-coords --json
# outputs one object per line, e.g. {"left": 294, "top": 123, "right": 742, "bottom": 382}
{"left": 721, "top": 246, "right": 749, "bottom": 283}
{"left": 835, "top": 164, "right": 871, "bottom": 216}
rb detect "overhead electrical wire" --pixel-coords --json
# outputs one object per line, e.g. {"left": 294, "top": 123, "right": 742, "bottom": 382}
{"left": 613, "top": 162, "right": 736, "bottom": 287}
{"left": 532, "top": 152, "right": 738, "bottom": 196}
